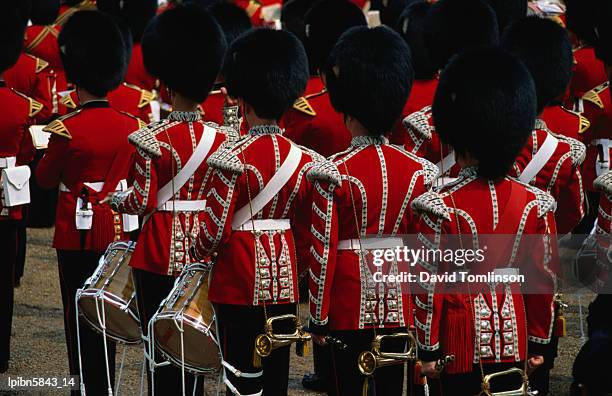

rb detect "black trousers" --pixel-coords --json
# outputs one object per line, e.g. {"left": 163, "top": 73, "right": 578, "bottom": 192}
{"left": 0, "top": 221, "right": 17, "bottom": 365}
{"left": 441, "top": 363, "right": 525, "bottom": 396}
{"left": 57, "top": 249, "right": 116, "bottom": 396}
{"left": 216, "top": 303, "right": 296, "bottom": 395}
{"left": 14, "top": 220, "right": 26, "bottom": 286}
{"left": 328, "top": 328, "right": 406, "bottom": 396}
{"left": 132, "top": 268, "right": 203, "bottom": 396}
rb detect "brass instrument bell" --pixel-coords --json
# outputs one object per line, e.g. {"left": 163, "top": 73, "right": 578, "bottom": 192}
{"left": 357, "top": 332, "right": 417, "bottom": 376}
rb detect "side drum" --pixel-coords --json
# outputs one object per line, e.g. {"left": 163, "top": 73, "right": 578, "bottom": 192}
{"left": 151, "top": 263, "right": 221, "bottom": 374}
{"left": 77, "top": 241, "right": 141, "bottom": 344}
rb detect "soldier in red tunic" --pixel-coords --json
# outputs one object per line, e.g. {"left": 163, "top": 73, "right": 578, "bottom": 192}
{"left": 399, "top": 0, "right": 499, "bottom": 178}
{"left": 414, "top": 48, "right": 556, "bottom": 395}
{"left": 0, "top": 2, "right": 39, "bottom": 375}
{"left": 307, "top": 26, "right": 438, "bottom": 396}
{"left": 35, "top": 11, "right": 142, "bottom": 395}
{"left": 281, "top": 0, "right": 364, "bottom": 158}
{"left": 107, "top": 5, "right": 228, "bottom": 395}
{"left": 503, "top": 17, "right": 586, "bottom": 236}
{"left": 191, "top": 28, "right": 317, "bottom": 396}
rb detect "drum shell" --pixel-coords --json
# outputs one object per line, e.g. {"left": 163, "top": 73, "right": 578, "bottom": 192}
{"left": 152, "top": 263, "right": 221, "bottom": 374}
{"left": 78, "top": 241, "right": 141, "bottom": 344}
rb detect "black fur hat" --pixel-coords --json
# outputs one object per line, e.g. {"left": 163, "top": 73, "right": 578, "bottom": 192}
{"left": 142, "top": 4, "right": 227, "bottom": 103}
{"left": 30, "top": 0, "right": 60, "bottom": 25}
{"left": 502, "top": 16, "right": 573, "bottom": 112}
{"left": 482, "top": 0, "right": 527, "bottom": 32}
{"left": 0, "top": 2, "right": 30, "bottom": 73}
{"left": 209, "top": 1, "right": 252, "bottom": 47}
{"left": 565, "top": 0, "right": 599, "bottom": 46}
{"left": 225, "top": 28, "right": 308, "bottom": 120}
{"left": 397, "top": 1, "right": 436, "bottom": 80}
{"left": 433, "top": 47, "right": 537, "bottom": 180}
{"left": 97, "top": 0, "right": 157, "bottom": 43}
{"left": 594, "top": 0, "right": 612, "bottom": 65}
{"left": 424, "top": 0, "right": 499, "bottom": 71}
{"left": 281, "top": 0, "right": 313, "bottom": 46}
{"left": 304, "top": 0, "right": 367, "bottom": 73}
{"left": 58, "top": 10, "right": 127, "bottom": 96}
{"left": 324, "top": 26, "right": 413, "bottom": 135}
{"left": 370, "top": 0, "right": 410, "bottom": 29}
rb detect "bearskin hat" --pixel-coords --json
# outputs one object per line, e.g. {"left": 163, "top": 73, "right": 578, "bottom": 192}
{"left": 424, "top": 0, "right": 499, "bottom": 71}
{"left": 142, "top": 4, "right": 226, "bottom": 103}
{"left": 304, "top": 0, "right": 367, "bottom": 73}
{"left": 97, "top": 0, "right": 157, "bottom": 43}
{"left": 482, "top": 0, "right": 527, "bottom": 32}
{"left": 225, "top": 28, "right": 308, "bottom": 120}
{"left": 433, "top": 47, "right": 537, "bottom": 180}
{"left": 369, "top": 0, "right": 410, "bottom": 29}
{"left": 565, "top": 0, "right": 599, "bottom": 46}
{"left": 397, "top": 1, "right": 436, "bottom": 80}
{"left": 30, "top": 0, "right": 60, "bottom": 25}
{"left": 58, "top": 10, "right": 127, "bottom": 97}
{"left": 0, "top": 2, "right": 30, "bottom": 73}
{"left": 281, "top": 0, "right": 313, "bottom": 46}
{"left": 594, "top": 0, "right": 612, "bottom": 65}
{"left": 209, "top": 2, "right": 252, "bottom": 47}
{"left": 324, "top": 26, "right": 413, "bottom": 135}
{"left": 502, "top": 16, "right": 573, "bottom": 112}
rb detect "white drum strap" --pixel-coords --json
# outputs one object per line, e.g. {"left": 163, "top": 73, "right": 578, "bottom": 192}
{"left": 518, "top": 133, "right": 558, "bottom": 184}
{"left": 156, "top": 125, "right": 217, "bottom": 208}
{"left": 436, "top": 151, "right": 455, "bottom": 174}
{"left": 231, "top": 144, "right": 302, "bottom": 229}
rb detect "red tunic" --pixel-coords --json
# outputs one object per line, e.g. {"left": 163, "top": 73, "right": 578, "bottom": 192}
{"left": 510, "top": 120, "right": 586, "bottom": 234}
{"left": 23, "top": 25, "right": 63, "bottom": 71}
{"left": 4, "top": 53, "right": 56, "bottom": 123}
{"left": 0, "top": 83, "right": 38, "bottom": 221}
{"left": 570, "top": 47, "right": 608, "bottom": 102}
{"left": 59, "top": 83, "right": 154, "bottom": 122}
{"left": 593, "top": 171, "right": 612, "bottom": 289}
{"left": 540, "top": 105, "right": 590, "bottom": 141}
{"left": 411, "top": 167, "right": 557, "bottom": 373}
{"left": 581, "top": 82, "right": 612, "bottom": 192}
{"left": 36, "top": 101, "right": 144, "bottom": 251}
{"left": 281, "top": 77, "right": 351, "bottom": 157}
{"left": 112, "top": 111, "right": 227, "bottom": 276}
{"left": 307, "top": 135, "right": 437, "bottom": 332}
{"left": 201, "top": 90, "right": 224, "bottom": 126}
{"left": 193, "top": 125, "right": 320, "bottom": 306}
{"left": 125, "top": 43, "right": 158, "bottom": 93}
{"left": 389, "top": 79, "right": 438, "bottom": 145}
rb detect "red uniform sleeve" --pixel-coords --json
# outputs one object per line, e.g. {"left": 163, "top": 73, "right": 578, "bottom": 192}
{"left": 113, "top": 148, "right": 159, "bottom": 215}
{"left": 35, "top": 134, "right": 69, "bottom": 189}
{"left": 308, "top": 180, "right": 339, "bottom": 334}
{"left": 555, "top": 164, "right": 585, "bottom": 234}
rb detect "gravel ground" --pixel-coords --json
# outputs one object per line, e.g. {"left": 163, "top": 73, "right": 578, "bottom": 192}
{"left": 2, "top": 228, "right": 592, "bottom": 395}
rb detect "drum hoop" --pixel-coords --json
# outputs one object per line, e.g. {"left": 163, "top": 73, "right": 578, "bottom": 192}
{"left": 78, "top": 309, "right": 142, "bottom": 345}
{"left": 79, "top": 289, "right": 134, "bottom": 312}
{"left": 152, "top": 311, "right": 217, "bottom": 341}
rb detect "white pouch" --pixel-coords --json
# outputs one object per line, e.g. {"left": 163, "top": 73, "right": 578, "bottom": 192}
{"left": 75, "top": 197, "right": 93, "bottom": 230}
{"left": 1, "top": 165, "right": 31, "bottom": 207}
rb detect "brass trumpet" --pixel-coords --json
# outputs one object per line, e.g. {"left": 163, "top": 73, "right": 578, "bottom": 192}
{"left": 357, "top": 332, "right": 417, "bottom": 376}
{"left": 480, "top": 367, "right": 536, "bottom": 396}
{"left": 254, "top": 314, "right": 311, "bottom": 358}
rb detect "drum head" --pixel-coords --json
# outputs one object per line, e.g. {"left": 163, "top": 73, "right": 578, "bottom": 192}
{"left": 153, "top": 315, "right": 221, "bottom": 374}
{"left": 78, "top": 296, "right": 141, "bottom": 344}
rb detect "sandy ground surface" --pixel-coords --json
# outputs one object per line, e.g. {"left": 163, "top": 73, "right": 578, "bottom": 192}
{"left": 1, "top": 228, "right": 593, "bottom": 395}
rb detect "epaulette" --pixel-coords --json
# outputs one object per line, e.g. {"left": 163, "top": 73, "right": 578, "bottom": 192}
{"left": 417, "top": 157, "right": 440, "bottom": 186}
{"left": 124, "top": 83, "right": 155, "bottom": 109}
{"left": 293, "top": 96, "right": 316, "bottom": 116}
{"left": 525, "top": 185, "right": 557, "bottom": 218}
{"left": 557, "top": 135, "right": 587, "bottom": 166}
{"left": 207, "top": 141, "right": 245, "bottom": 174}
{"left": 60, "top": 93, "right": 77, "bottom": 109}
{"left": 306, "top": 160, "right": 342, "bottom": 186}
{"left": 594, "top": 170, "right": 612, "bottom": 195}
{"left": 24, "top": 54, "right": 49, "bottom": 73}
{"left": 127, "top": 121, "right": 167, "bottom": 158}
{"left": 561, "top": 107, "right": 590, "bottom": 134}
{"left": 12, "top": 90, "right": 43, "bottom": 118}
{"left": 204, "top": 122, "right": 241, "bottom": 142}
{"left": 294, "top": 143, "right": 325, "bottom": 164}
{"left": 402, "top": 106, "right": 433, "bottom": 140}
{"left": 582, "top": 81, "right": 610, "bottom": 110}
{"left": 119, "top": 111, "right": 147, "bottom": 129}
{"left": 410, "top": 190, "right": 451, "bottom": 221}
{"left": 43, "top": 111, "right": 80, "bottom": 139}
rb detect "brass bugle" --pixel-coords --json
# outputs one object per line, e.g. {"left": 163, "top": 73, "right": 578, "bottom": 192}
{"left": 254, "top": 314, "right": 311, "bottom": 358}
{"left": 357, "top": 332, "right": 417, "bottom": 376}
{"left": 481, "top": 367, "right": 533, "bottom": 396}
